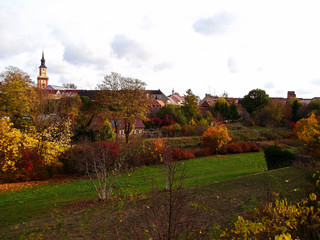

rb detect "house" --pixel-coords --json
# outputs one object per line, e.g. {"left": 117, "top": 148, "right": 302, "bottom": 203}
{"left": 88, "top": 114, "right": 145, "bottom": 136}
{"left": 149, "top": 98, "right": 165, "bottom": 116}
{"left": 145, "top": 89, "right": 169, "bottom": 103}
{"left": 167, "top": 91, "right": 185, "bottom": 105}
{"left": 113, "top": 119, "right": 145, "bottom": 136}
{"left": 45, "top": 85, "right": 78, "bottom": 98}
{"left": 198, "top": 94, "right": 219, "bottom": 111}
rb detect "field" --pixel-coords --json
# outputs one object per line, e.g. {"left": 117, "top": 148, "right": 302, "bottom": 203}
{"left": 0, "top": 152, "right": 313, "bottom": 239}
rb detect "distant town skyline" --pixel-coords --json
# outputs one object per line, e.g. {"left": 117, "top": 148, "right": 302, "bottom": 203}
{"left": 1, "top": 0, "right": 320, "bottom": 99}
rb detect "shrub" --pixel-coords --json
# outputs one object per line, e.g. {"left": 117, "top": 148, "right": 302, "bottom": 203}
{"left": 160, "top": 126, "right": 170, "bottom": 137}
{"left": 61, "top": 141, "right": 120, "bottom": 174}
{"left": 227, "top": 143, "right": 243, "bottom": 153}
{"left": 239, "top": 142, "right": 251, "bottom": 152}
{"left": 264, "top": 146, "right": 295, "bottom": 170}
{"left": 202, "top": 123, "right": 231, "bottom": 154}
{"left": 219, "top": 142, "right": 260, "bottom": 154}
{"left": 220, "top": 172, "right": 320, "bottom": 240}
{"left": 171, "top": 147, "right": 195, "bottom": 161}
{"left": 16, "top": 149, "right": 48, "bottom": 181}
{"left": 172, "top": 123, "right": 181, "bottom": 136}
{"left": 248, "top": 142, "right": 260, "bottom": 152}
{"left": 194, "top": 148, "right": 211, "bottom": 157}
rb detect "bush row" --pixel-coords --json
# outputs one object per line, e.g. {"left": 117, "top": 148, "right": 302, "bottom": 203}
{"left": 61, "top": 140, "right": 195, "bottom": 174}
{"left": 194, "top": 142, "right": 260, "bottom": 158}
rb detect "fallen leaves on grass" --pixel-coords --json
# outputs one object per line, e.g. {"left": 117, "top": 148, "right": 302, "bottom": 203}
{"left": 0, "top": 174, "right": 81, "bottom": 192}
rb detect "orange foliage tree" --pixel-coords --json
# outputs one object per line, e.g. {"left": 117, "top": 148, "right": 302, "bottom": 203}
{"left": 295, "top": 113, "right": 320, "bottom": 148}
{"left": 202, "top": 123, "right": 231, "bottom": 154}
{"left": 294, "top": 113, "right": 320, "bottom": 160}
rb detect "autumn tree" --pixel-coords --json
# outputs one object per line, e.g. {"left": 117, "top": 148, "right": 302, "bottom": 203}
{"left": 240, "top": 89, "right": 270, "bottom": 115}
{"left": 0, "top": 66, "right": 39, "bottom": 128}
{"left": 182, "top": 89, "right": 199, "bottom": 122}
{"left": 96, "top": 72, "right": 150, "bottom": 143}
{"left": 57, "top": 94, "right": 82, "bottom": 121}
{"left": 295, "top": 113, "right": 320, "bottom": 149}
{"left": 0, "top": 118, "right": 73, "bottom": 182}
{"left": 202, "top": 123, "right": 231, "bottom": 154}
{"left": 255, "top": 99, "right": 285, "bottom": 127}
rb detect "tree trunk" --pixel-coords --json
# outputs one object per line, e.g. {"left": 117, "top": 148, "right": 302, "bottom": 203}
{"left": 101, "top": 188, "right": 106, "bottom": 200}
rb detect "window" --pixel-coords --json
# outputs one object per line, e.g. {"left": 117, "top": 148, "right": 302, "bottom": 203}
{"left": 119, "top": 130, "right": 124, "bottom": 135}
{"left": 134, "top": 129, "right": 140, "bottom": 134}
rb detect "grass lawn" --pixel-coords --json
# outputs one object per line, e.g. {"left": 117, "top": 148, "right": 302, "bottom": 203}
{"left": 1, "top": 165, "right": 313, "bottom": 239}
{"left": 0, "top": 152, "right": 266, "bottom": 228}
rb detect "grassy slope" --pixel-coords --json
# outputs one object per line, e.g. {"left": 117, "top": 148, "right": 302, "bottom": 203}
{"left": 0, "top": 152, "right": 266, "bottom": 228}
{"left": 1, "top": 166, "right": 312, "bottom": 239}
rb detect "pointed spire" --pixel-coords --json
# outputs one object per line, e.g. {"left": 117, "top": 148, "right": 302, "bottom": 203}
{"left": 40, "top": 50, "right": 46, "bottom": 68}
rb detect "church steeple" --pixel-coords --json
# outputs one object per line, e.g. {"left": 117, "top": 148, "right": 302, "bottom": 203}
{"left": 37, "top": 51, "right": 49, "bottom": 89}
{"left": 40, "top": 50, "right": 46, "bottom": 68}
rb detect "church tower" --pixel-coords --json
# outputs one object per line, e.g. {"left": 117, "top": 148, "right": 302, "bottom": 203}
{"left": 37, "top": 51, "right": 49, "bottom": 89}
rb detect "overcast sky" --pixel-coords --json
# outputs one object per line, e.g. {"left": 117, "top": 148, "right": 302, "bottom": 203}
{"left": 1, "top": 0, "right": 320, "bottom": 99}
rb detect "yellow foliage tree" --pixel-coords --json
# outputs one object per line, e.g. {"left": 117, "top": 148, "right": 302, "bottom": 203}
{"left": 0, "top": 118, "right": 73, "bottom": 181}
{"left": 0, "top": 66, "right": 39, "bottom": 128}
{"left": 202, "top": 123, "right": 231, "bottom": 153}
{"left": 295, "top": 113, "right": 320, "bottom": 149}
{"left": 0, "top": 119, "right": 23, "bottom": 172}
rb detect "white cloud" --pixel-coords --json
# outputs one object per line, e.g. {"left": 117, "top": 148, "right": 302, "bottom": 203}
{"left": 0, "top": 0, "right": 320, "bottom": 99}
{"left": 193, "top": 12, "right": 233, "bottom": 35}
{"left": 111, "top": 34, "right": 150, "bottom": 62}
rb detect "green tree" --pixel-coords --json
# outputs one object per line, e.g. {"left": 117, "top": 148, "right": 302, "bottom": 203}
{"left": 212, "top": 97, "right": 229, "bottom": 120}
{"left": 98, "top": 119, "right": 116, "bottom": 142}
{"left": 229, "top": 101, "right": 240, "bottom": 120}
{"left": 182, "top": 89, "right": 199, "bottom": 122}
{"left": 309, "top": 99, "right": 320, "bottom": 115}
{"left": 156, "top": 104, "right": 187, "bottom": 126}
{"left": 96, "top": 72, "right": 150, "bottom": 143}
{"left": 239, "top": 89, "right": 270, "bottom": 115}
{"left": 288, "top": 97, "right": 302, "bottom": 122}
{"left": 0, "top": 66, "right": 39, "bottom": 128}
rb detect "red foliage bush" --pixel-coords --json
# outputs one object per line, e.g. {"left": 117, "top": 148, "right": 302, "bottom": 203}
{"left": 239, "top": 142, "right": 251, "bottom": 152}
{"left": 16, "top": 149, "right": 46, "bottom": 181}
{"left": 222, "top": 142, "right": 260, "bottom": 154}
{"left": 227, "top": 143, "right": 243, "bottom": 153}
{"left": 219, "top": 145, "right": 228, "bottom": 155}
{"left": 171, "top": 147, "right": 195, "bottom": 161}
{"left": 248, "top": 142, "right": 260, "bottom": 152}
{"left": 96, "top": 141, "right": 120, "bottom": 164}
{"left": 194, "top": 148, "right": 211, "bottom": 157}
